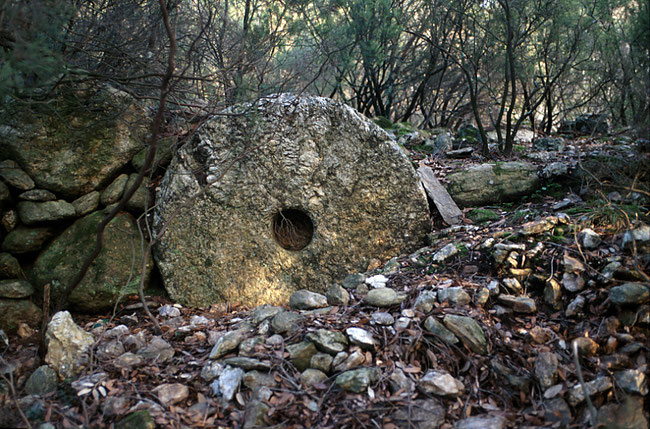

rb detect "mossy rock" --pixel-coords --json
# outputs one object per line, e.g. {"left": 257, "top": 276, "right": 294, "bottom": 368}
{"left": 0, "top": 299, "right": 42, "bottom": 334}
{"left": 468, "top": 208, "right": 500, "bottom": 223}
{"left": 0, "top": 86, "right": 148, "bottom": 198}
{"left": 31, "top": 210, "right": 153, "bottom": 312}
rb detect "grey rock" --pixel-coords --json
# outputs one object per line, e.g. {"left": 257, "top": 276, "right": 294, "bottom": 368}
{"left": 153, "top": 94, "right": 429, "bottom": 307}
{"left": 437, "top": 286, "right": 470, "bottom": 306}
{"left": 209, "top": 328, "right": 249, "bottom": 359}
{"left": 123, "top": 331, "right": 146, "bottom": 352}
{"left": 44, "top": 311, "right": 94, "bottom": 379}
{"left": 138, "top": 337, "right": 174, "bottom": 362}
{"left": 289, "top": 289, "right": 328, "bottom": 310}
{"left": 335, "top": 367, "right": 379, "bottom": 393}
{"left": 597, "top": 395, "right": 648, "bottom": 429}
{"left": 565, "top": 295, "right": 585, "bottom": 317}
{"left": 310, "top": 353, "right": 333, "bottom": 373}
{"left": 446, "top": 161, "right": 540, "bottom": 207}
{"left": 454, "top": 415, "right": 507, "bottom": 429}
{"left": 158, "top": 304, "right": 181, "bottom": 318}
{"left": 475, "top": 288, "right": 490, "bottom": 307}
{"left": 222, "top": 357, "right": 271, "bottom": 371}
{"left": 300, "top": 369, "right": 328, "bottom": 387}
{"left": 364, "top": 287, "right": 403, "bottom": 307}
{"left": 497, "top": 295, "right": 537, "bottom": 313}
{"left": 432, "top": 243, "right": 458, "bottom": 263}
{"left": 113, "top": 352, "right": 143, "bottom": 369}
{"left": 388, "top": 368, "right": 415, "bottom": 394}
{"left": 424, "top": 316, "right": 459, "bottom": 344}
{"left": 124, "top": 174, "right": 151, "bottom": 212}
{"left": 24, "top": 366, "right": 58, "bottom": 396}
{"left": 544, "top": 278, "right": 562, "bottom": 310}
{"left": 395, "top": 316, "right": 411, "bottom": 330}
{"left": 562, "top": 272, "right": 584, "bottom": 292}
{"left": 610, "top": 283, "right": 650, "bottom": 305}
{"left": 0, "top": 159, "right": 35, "bottom": 191}
{"left": 622, "top": 224, "right": 650, "bottom": 251}
{"left": 326, "top": 284, "right": 350, "bottom": 306}
{"left": 533, "top": 137, "right": 565, "bottom": 152}
{"left": 271, "top": 310, "right": 303, "bottom": 333}
{"left": 0, "top": 279, "right": 33, "bottom": 298}
{"left": 105, "top": 325, "right": 129, "bottom": 339}
{"left": 391, "top": 399, "right": 445, "bottom": 429}
{"left": 382, "top": 258, "right": 400, "bottom": 275}
{"left": 243, "top": 370, "right": 277, "bottom": 391}
{"left": 243, "top": 398, "right": 271, "bottom": 429}
{"left": 97, "top": 339, "right": 125, "bottom": 359}
{"left": 201, "top": 361, "right": 225, "bottom": 382}
{"left": 567, "top": 376, "right": 612, "bottom": 406}
{"left": 17, "top": 200, "right": 75, "bottom": 225}
{"left": 101, "top": 396, "right": 129, "bottom": 418}
{"left": 414, "top": 290, "right": 437, "bottom": 313}
{"left": 491, "top": 360, "right": 531, "bottom": 390}
{"left": 217, "top": 366, "right": 244, "bottom": 402}
{"left": 0, "top": 253, "right": 21, "bottom": 279}
{"left": 287, "top": 341, "right": 318, "bottom": 371}
{"left": 418, "top": 370, "right": 464, "bottom": 397}
{"left": 579, "top": 228, "right": 601, "bottom": 249}
{"left": 2, "top": 227, "right": 52, "bottom": 254}
{"left": 71, "top": 191, "right": 100, "bottom": 217}
{"left": 306, "top": 329, "right": 348, "bottom": 355}
{"left": 342, "top": 273, "right": 365, "bottom": 290}
{"left": 614, "top": 369, "right": 648, "bottom": 395}
{"left": 32, "top": 211, "right": 153, "bottom": 312}
{"left": 333, "top": 350, "right": 365, "bottom": 372}
{"left": 100, "top": 174, "right": 129, "bottom": 206}
{"left": 543, "top": 398, "right": 572, "bottom": 427}
{"left": 19, "top": 189, "right": 56, "bottom": 202}
{"left": 345, "top": 327, "right": 376, "bottom": 350}
{"left": 443, "top": 314, "right": 488, "bottom": 355}
{"left": 371, "top": 311, "right": 395, "bottom": 326}
{"left": 239, "top": 336, "right": 264, "bottom": 357}
{"left": 502, "top": 278, "right": 522, "bottom": 294}
{"left": 251, "top": 305, "right": 284, "bottom": 324}
{"left": 155, "top": 383, "right": 189, "bottom": 405}
{"left": 534, "top": 352, "right": 558, "bottom": 388}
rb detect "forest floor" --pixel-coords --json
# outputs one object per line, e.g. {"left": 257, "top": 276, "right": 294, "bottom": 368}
{"left": 1, "top": 134, "right": 648, "bottom": 429}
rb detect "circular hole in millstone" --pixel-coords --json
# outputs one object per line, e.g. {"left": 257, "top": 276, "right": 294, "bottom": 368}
{"left": 272, "top": 208, "right": 314, "bottom": 251}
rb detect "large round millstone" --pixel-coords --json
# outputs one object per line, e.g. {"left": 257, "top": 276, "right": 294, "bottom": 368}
{"left": 153, "top": 94, "right": 430, "bottom": 307}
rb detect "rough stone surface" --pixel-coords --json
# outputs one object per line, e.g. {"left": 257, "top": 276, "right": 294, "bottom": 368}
{"left": 454, "top": 415, "right": 507, "bottom": 429}
{"left": 306, "top": 329, "right": 348, "bottom": 355}
{"left": 345, "top": 327, "right": 375, "bottom": 350}
{"left": 614, "top": 369, "right": 648, "bottom": 395}
{"left": 437, "top": 286, "right": 470, "bottom": 306}
{"left": 0, "top": 87, "right": 147, "bottom": 198}
{"left": 138, "top": 337, "right": 174, "bottom": 362}
{"left": 300, "top": 369, "right": 328, "bottom": 387}
{"left": 443, "top": 314, "right": 488, "bottom": 355}
{"left": 364, "top": 288, "right": 403, "bottom": 307}
{"left": 17, "top": 200, "right": 76, "bottom": 225}
{"left": 0, "top": 253, "right": 22, "bottom": 278}
{"left": 418, "top": 370, "right": 464, "bottom": 397}
{"left": 0, "top": 159, "right": 35, "bottom": 191}
{"left": 2, "top": 227, "right": 52, "bottom": 254}
{"left": 44, "top": 311, "right": 94, "bottom": 379}
{"left": 72, "top": 191, "right": 100, "bottom": 217}
{"left": 153, "top": 94, "right": 430, "bottom": 307}
{"left": 100, "top": 174, "right": 129, "bottom": 206}
{"left": 0, "top": 279, "right": 33, "bottom": 298}
{"left": 567, "top": 376, "right": 612, "bottom": 406}
{"left": 424, "top": 316, "right": 459, "bottom": 344}
{"left": 579, "top": 228, "right": 601, "bottom": 249}
{"left": 124, "top": 174, "right": 152, "bottom": 212}
{"left": 498, "top": 295, "right": 537, "bottom": 313}
{"left": 0, "top": 299, "right": 42, "bottom": 334}
{"left": 32, "top": 211, "right": 153, "bottom": 312}
{"left": 326, "top": 284, "right": 350, "bottom": 306}
{"left": 289, "top": 289, "right": 328, "bottom": 310}
{"left": 24, "top": 366, "right": 58, "bottom": 396}
{"left": 19, "top": 189, "right": 56, "bottom": 202}
{"left": 446, "top": 161, "right": 540, "bottom": 207}
{"left": 534, "top": 352, "right": 559, "bottom": 388}
{"left": 335, "top": 367, "right": 379, "bottom": 393}
{"left": 391, "top": 399, "right": 445, "bottom": 429}
{"left": 610, "top": 283, "right": 650, "bottom": 305}
{"left": 155, "top": 383, "right": 189, "bottom": 405}
{"left": 287, "top": 341, "right": 318, "bottom": 371}
{"left": 209, "top": 329, "right": 250, "bottom": 359}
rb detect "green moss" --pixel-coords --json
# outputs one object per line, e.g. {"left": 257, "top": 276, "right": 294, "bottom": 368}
{"left": 468, "top": 208, "right": 500, "bottom": 223}
{"left": 373, "top": 116, "right": 394, "bottom": 130}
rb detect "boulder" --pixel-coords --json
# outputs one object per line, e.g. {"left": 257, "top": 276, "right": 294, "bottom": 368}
{"left": 32, "top": 210, "right": 153, "bottom": 312}
{"left": 154, "top": 94, "right": 430, "bottom": 307}
{"left": 2, "top": 227, "right": 52, "bottom": 254}
{"left": 0, "top": 86, "right": 147, "bottom": 198}
{"left": 446, "top": 161, "right": 540, "bottom": 207}
{"left": 17, "top": 200, "right": 76, "bottom": 225}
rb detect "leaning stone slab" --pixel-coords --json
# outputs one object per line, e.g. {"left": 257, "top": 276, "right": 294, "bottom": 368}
{"left": 32, "top": 211, "right": 153, "bottom": 312}
{"left": 446, "top": 161, "right": 540, "bottom": 207}
{"left": 154, "top": 94, "right": 430, "bottom": 307}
